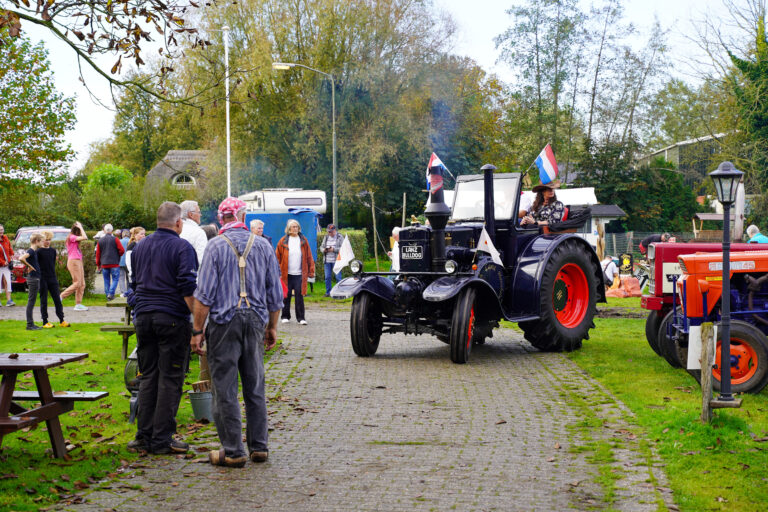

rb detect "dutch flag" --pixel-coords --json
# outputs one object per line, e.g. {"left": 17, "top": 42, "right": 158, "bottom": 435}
{"left": 426, "top": 152, "right": 447, "bottom": 192}
{"left": 534, "top": 144, "right": 558, "bottom": 184}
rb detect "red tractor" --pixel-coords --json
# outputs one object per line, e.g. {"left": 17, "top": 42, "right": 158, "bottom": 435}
{"left": 656, "top": 250, "right": 768, "bottom": 393}
{"left": 641, "top": 241, "right": 766, "bottom": 367}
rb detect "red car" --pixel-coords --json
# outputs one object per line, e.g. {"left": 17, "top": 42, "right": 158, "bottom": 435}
{"left": 11, "top": 226, "right": 70, "bottom": 290}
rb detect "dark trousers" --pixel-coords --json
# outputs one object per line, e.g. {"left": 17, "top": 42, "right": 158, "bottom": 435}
{"left": 134, "top": 312, "right": 190, "bottom": 451}
{"left": 40, "top": 276, "right": 64, "bottom": 324}
{"left": 25, "top": 276, "right": 40, "bottom": 327}
{"left": 282, "top": 274, "right": 305, "bottom": 321}
{"left": 207, "top": 309, "right": 268, "bottom": 458}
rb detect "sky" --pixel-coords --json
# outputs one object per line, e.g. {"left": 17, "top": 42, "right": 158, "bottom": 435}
{"left": 23, "top": 0, "right": 734, "bottom": 173}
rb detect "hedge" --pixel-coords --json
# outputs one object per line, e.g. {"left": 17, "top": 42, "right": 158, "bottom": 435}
{"left": 315, "top": 228, "right": 369, "bottom": 282}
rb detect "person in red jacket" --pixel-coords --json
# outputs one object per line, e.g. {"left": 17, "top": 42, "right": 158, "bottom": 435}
{"left": 275, "top": 220, "right": 315, "bottom": 325}
{"left": 0, "top": 224, "right": 15, "bottom": 306}
{"left": 95, "top": 223, "right": 125, "bottom": 301}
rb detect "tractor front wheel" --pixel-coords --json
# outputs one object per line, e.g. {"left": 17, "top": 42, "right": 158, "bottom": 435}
{"left": 350, "top": 293, "right": 382, "bottom": 357}
{"left": 520, "top": 239, "right": 599, "bottom": 352}
{"left": 688, "top": 320, "right": 768, "bottom": 394}
{"left": 657, "top": 310, "right": 684, "bottom": 368}
{"left": 449, "top": 288, "right": 477, "bottom": 364}
{"left": 645, "top": 310, "right": 664, "bottom": 356}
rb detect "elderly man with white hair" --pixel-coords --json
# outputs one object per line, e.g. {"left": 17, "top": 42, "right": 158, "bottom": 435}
{"left": 96, "top": 223, "right": 124, "bottom": 300}
{"left": 747, "top": 224, "right": 768, "bottom": 243}
{"left": 180, "top": 200, "right": 208, "bottom": 265}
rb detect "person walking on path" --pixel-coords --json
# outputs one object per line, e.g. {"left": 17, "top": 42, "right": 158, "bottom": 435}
{"left": 320, "top": 223, "right": 343, "bottom": 296}
{"left": 747, "top": 224, "right": 768, "bottom": 243}
{"left": 127, "top": 202, "right": 198, "bottom": 455}
{"left": 276, "top": 219, "right": 315, "bottom": 325}
{"left": 37, "top": 231, "right": 69, "bottom": 328}
{"left": 60, "top": 222, "right": 88, "bottom": 311}
{"left": 180, "top": 200, "right": 208, "bottom": 265}
{"left": 19, "top": 233, "right": 43, "bottom": 330}
{"left": 0, "top": 224, "right": 15, "bottom": 307}
{"left": 191, "top": 197, "right": 283, "bottom": 468}
{"left": 96, "top": 224, "right": 124, "bottom": 301}
{"left": 118, "top": 229, "right": 131, "bottom": 296}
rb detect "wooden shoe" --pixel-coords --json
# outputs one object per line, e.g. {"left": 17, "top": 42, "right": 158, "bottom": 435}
{"left": 209, "top": 448, "right": 247, "bottom": 468}
{"left": 250, "top": 450, "right": 268, "bottom": 463}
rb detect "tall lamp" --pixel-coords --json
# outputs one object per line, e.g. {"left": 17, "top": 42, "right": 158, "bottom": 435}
{"left": 272, "top": 62, "right": 338, "bottom": 227}
{"left": 709, "top": 161, "right": 743, "bottom": 402}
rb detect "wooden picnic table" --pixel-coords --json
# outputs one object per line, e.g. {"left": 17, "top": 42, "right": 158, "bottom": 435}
{"left": 0, "top": 353, "right": 108, "bottom": 458}
{"left": 102, "top": 297, "right": 135, "bottom": 359}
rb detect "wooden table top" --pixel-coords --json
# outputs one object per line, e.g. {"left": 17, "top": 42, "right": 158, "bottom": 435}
{"left": 0, "top": 353, "right": 88, "bottom": 371}
{"left": 105, "top": 297, "right": 129, "bottom": 308}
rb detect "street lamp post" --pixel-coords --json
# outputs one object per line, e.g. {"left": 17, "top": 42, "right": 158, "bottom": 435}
{"left": 709, "top": 161, "right": 744, "bottom": 402}
{"left": 272, "top": 62, "right": 337, "bottom": 226}
{"left": 223, "top": 26, "right": 231, "bottom": 197}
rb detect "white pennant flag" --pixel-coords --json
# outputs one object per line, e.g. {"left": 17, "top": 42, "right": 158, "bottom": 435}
{"left": 477, "top": 227, "right": 502, "bottom": 265}
{"left": 333, "top": 235, "right": 355, "bottom": 274}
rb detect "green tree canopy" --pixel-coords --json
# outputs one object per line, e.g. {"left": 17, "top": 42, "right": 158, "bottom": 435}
{"left": 0, "top": 28, "right": 75, "bottom": 184}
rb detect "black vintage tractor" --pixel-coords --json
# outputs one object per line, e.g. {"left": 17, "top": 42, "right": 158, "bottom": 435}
{"left": 331, "top": 164, "right": 605, "bottom": 363}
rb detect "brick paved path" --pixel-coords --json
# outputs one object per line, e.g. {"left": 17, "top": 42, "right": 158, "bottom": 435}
{"left": 68, "top": 306, "right": 672, "bottom": 511}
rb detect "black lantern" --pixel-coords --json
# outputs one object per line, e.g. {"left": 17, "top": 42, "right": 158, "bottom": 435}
{"left": 708, "top": 161, "right": 743, "bottom": 402}
{"left": 710, "top": 161, "right": 742, "bottom": 206}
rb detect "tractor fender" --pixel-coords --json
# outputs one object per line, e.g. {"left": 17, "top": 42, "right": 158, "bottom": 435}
{"left": 423, "top": 273, "right": 504, "bottom": 320}
{"left": 507, "top": 234, "right": 605, "bottom": 320}
{"left": 329, "top": 275, "right": 396, "bottom": 302}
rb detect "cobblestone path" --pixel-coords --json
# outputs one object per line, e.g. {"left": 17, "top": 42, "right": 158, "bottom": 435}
{"left": 67, "top": 306, "right": 672, "bottom": 511}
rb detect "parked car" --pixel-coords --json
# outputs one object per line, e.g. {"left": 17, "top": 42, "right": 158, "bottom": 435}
{"left": 11, "top": 226, "right": 70, "bottom": 290}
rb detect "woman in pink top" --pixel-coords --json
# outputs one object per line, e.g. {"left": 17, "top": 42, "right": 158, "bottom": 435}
{"left": 60, "top": 222, "right": 89, "bottom": 311}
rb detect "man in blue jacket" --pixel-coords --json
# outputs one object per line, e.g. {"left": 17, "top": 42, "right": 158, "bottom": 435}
{"left": 127, "top": 201, "right": 198, "bottom": 455}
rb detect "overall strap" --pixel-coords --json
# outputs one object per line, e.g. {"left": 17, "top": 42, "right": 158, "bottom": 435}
{"left": 220, "top": 233, "right": 258, "bottom": 308}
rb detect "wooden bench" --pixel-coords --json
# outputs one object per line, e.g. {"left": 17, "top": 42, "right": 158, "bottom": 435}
{"left": 0, "top": 416, "right": 39, "bottom": 434}
{"left": 99, "top": 324, "right": 135, "bottom": 360}
{"left": 12, "top": 391, "right": 109, "bottom": 402}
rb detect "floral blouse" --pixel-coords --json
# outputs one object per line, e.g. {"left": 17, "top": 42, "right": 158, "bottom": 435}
{"left": 531, "top": 201, "right": 565, "bottom": 224}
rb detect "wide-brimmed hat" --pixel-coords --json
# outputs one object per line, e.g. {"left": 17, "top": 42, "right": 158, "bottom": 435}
{"left": 532, "top": 180, "right": 561, "bottom": 193}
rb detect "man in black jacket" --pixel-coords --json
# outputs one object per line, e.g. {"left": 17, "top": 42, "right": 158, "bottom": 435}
{"left": 639, "top": 233, "right": 670, "bottom": 256}
{"left": 127, "top": 202, "right": 198, "bottom": 455}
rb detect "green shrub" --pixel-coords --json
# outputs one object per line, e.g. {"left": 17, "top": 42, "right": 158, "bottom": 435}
{"left": 315, "top": 228, "right": 369, "bottom": 281}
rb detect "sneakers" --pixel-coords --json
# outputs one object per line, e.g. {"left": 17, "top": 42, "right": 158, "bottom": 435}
{"left": 73, "top": 304, "right": 89, "bottom": 311}
{"left": 60, "top": 321, "right": 71, "bottom": 328}
{"left": 26, "top": 325, "right": 42, "bottom": 331}
{"left": 299, "top": 320, "right": 308, "bottom": 325}
{"left": 153, "top": 439, "right": 189, "bottom": 455}
{"left": 6, "top": 299, "right": 15, "bottom": 306}
{"left": 281, "top": 318, "right": 289, "bottom": 324}
{"left": 250, "top": 450, "right": 268, "bottom": 463}
{"left": 43, "top": 323, "right": 54, "bottom": 329}
{"left": 127, "top": 438, "right": 149, "bottom": 453}
{"left": 209, "top": 448, "right": 247, "bottom": 468}
{"left": 106, "top": 294, "right": 115, "bottom": 301}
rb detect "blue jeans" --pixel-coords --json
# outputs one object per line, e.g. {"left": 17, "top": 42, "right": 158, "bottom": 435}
{"left": 102, "top": 267, "right": 120, "bottom": 297}
{"left": 324, "top": 262, "right": 342, "bottom": 294}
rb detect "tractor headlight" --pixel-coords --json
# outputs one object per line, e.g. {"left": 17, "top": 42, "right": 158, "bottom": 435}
{"left": 647, "top": 245, "right": 655, "bottom": 260}
{"left": 444, "top": 260, "right": 458, "bottom": 274}
{"left": 350, "top": 260, "right": 363, "bottom": 275}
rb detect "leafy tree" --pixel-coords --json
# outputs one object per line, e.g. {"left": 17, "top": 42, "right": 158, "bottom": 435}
{"left": 83, "top": 163, "right": 132, "bottom": 193}
{"left": 0, "top": 28, "right": 75, "bottom": 183}
{"left": 0, "top": 0, "right": 211, "bottom": 100}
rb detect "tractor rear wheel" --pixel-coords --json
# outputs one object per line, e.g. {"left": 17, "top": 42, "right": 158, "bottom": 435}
{"left": 645, "top": 310, "right": 664, "bottom": 356}
{"left": 687, "top": 320, "right": 768, "bottom": 394}
{"left": 520, "top": 239, "right": 599, "bottom": 352}
{"left": 350, "top": 293, "right": 382, "bottom": 357}
{"left": 656, "top": 310, "right": 684, "bottom": 368}
{"left": 449, "top": 288, "right": 477, "bottom": 364}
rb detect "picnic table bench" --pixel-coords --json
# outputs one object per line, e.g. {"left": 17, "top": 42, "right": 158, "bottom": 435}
{"left": 101, "top": 297, "right": 135, "bottom": 359}
{"left": 0, "top": 353, "right": 108, "bottom": 458}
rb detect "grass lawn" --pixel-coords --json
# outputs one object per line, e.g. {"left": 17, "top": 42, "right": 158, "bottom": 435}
{"left": 0, "top": 320, "right": 280, "bottom": 511}
{"left": 567, "top": 317, "right": 768, "bottom": 511}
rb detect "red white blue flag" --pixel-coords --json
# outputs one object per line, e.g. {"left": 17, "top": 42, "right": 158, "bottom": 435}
{"left": 426, "top": 152, "right": 447, "bottom": 193}
{"left": 535, "top": 144, "right": 558, "bottom": 184}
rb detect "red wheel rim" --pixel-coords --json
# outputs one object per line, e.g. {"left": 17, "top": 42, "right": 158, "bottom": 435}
{"left": 713, "top": 337, "right": 759, "bottom": 385}
{"left": 553, "top": 263, "right": 589, "bottom": 328}
{"left": 466, "top": 306, "right": 475, "bottom": 349}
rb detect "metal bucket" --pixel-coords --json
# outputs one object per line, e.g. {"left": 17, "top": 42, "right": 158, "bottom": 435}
{"left": 189, "top": 391, "right": 213, "bottom": 422}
